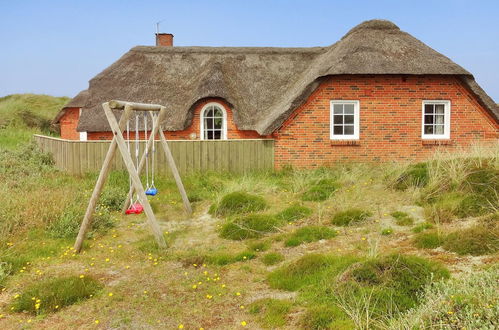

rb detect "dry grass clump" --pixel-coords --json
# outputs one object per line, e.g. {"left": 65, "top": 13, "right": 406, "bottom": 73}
{"left": 219, "top": 214, "right": 281, "bottom": 240}
{"left": 301, "top": 178, "right": 340, "bottom": 201}
{"left": 413, "top": 231, "right": 444, "bottom": 249}
{"left": 442, "top": 220, "right": 499, "bottom": 255}
{"left": 261, "top": 252, "right": 285, "bottom": 266}
{"left": 248, "top": 298, "right": 293, "bottom": 328}
{"left": 391, "top": 211, "right": 415, "bottom": 226}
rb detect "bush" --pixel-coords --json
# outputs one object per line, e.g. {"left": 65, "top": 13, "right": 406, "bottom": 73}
{"left": 301, "top": 179, "right": 340, "bottom": 202}
{"left": 413, "top": 231, "right": 444, "bottom": 249}
{"left": 10, "top": 275, "right": 102, "bottom": 314}
{"left": 332, "top": 209, "right": 372, "bottom": 226}
{"left": 412, "top": 222, "right": 434, "bottom": 233}
{"left": 394, "top": 162, "right": 429, "bottom": 190}
{"left": 262, "top": 252, "right": 285, "bottom": 266}
{"left": 285, "top": 226, "right": 336, "bottom": 247}
{"left": 391, "top": 211, "right": 414, "bottom": 226}
{"left": 99, "top": 186, "right": 126, "bottom": 211}
{"left": 300, "top": 305, "right": 353, "bottom": 330}
{"left": 267, "top": 254, "right": 359, "bottom": 291}
{"left": 275, "top": 204, "right": 312, "bottom": 223}
{"left": 210, "top": 191, "right": 268, "bottom": 217}
{"left": 390, "top": 265, "right": 498, "bottom": 329}
{"left": 248, "top": 298, "right": 293, "bottom": 328}
{"left": 219, "top": 214, "right": 280, "bottom": 240}
{"left": 443, "top": 225, "right": 499, "bottom": 255}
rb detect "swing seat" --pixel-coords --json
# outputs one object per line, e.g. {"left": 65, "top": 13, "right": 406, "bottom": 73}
{"left": 125, "top": 202, "right": 144, "bottom": 215}
{"left": 146, "top": 187, "right": 158, "bottom": 196}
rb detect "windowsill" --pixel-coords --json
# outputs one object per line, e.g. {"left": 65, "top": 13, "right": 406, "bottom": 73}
{"left": 421, "top": 139, "right": 453, "bottom": 145}
{"left": 330, "top": 140, "right": 360, "bottom": 146}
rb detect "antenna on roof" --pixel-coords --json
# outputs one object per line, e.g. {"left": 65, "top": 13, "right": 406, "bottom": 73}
{"left": 156, "top": 19, "right": 166, "bottom": 34}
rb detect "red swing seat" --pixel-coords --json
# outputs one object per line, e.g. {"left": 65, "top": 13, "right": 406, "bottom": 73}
{"left": 125, "top": 202, "right": 143, "bottom": 215}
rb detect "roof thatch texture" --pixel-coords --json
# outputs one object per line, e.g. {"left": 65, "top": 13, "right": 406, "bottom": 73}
{"left": 55, "top": 19, "right": 499, "bottom": 133}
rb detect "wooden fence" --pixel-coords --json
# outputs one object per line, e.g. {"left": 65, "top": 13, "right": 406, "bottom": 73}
{"left": 34, "top": 135, "right": 275, "bottom": 175}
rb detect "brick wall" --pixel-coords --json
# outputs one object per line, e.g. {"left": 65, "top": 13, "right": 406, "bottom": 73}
{"left": 59, "top": 107, "right": 80, "bottom": 140}
{"left": 273, "top": 75, "right": 499, "bottom": 167}
{"left": 86, "top": 98, "right": 265, "bottom": 140}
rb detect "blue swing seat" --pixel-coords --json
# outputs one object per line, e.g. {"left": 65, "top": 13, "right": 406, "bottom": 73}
{"left": 146, "top": 187, "right": 158, "bottom": 196}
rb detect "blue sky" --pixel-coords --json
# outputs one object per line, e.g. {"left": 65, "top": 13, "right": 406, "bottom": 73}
{"left": 1, "top": 0, "right": 498, "bottom": 100}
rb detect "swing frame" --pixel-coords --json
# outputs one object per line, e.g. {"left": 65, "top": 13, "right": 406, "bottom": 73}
{"left": 74, "top": 100, "right": 192, "bottom": 253}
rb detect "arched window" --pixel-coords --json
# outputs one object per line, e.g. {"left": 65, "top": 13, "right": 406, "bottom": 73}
{"left": 200, "top": 102, "right": 227, "bottom": 140}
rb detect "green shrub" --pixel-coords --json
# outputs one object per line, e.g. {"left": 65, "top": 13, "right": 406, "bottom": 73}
{"left": 301, "top": 179, "right": 340, "bottom": 201}
{"left": 422, "top": 192, "right": 485, "bottom": 223}
{"left": 332, "top": 209, "right": 372, "bottom": 226}
{"left": 210, "top": 191, "right": 268, "bottom": 217}
{"left": 285, "top": 226, "right": 336, "bottom": 247}
{"left": 413, "top": 232, "right": 444, "bottom": 249}
{"left": 412, "top": 222, "right": 434, "bottom": 233}
{"left": 299, "top": 305, "right": 353, "bottom": 330}
{"left": 389, "top": 265, "right": 499, "bottom": 329}
{"left": 219, "top": 214, "right": 280, "bottom": 240}
{"left": 381, "top": 227, "right": 393, "bottom": 236}
{"left": 10, "top": 276, "right": 102, "bottom": 314}
{"left": 205, "top": 250, "right": 256, "bottom": 266}
{"left": 249, "top": 298, "right": 293, "bottom": 328}
{"left": 462, "top": 167, "right": 499, "bottom": 197}
{"left": 262, "top": 252, "right": 285, "bottom": 266}
{"left": 99, "top": 186, "right": 126, "bottom": 211}
{"left": 391, "top": 211, "right": 415, "bottom": 226}
{"left": 443, "top": 225, "right": 499, "bottom": 255}
{"left": 394, "top": 162, "right": 429, "bottom": 190}
{"left": 276, "top": 204, "right": 312, "bottom": 222}
{"left": 247, "top": 240, "right": 271, "bottom": 252}
{"left": 268, "top": 254, "right": 359, "bottom": 291}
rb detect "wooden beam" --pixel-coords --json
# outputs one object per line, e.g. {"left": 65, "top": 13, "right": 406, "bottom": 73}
{"left": 74, "top": 103, "right": 133, "bottom": 252}
{"left": 158, "top": 123, "right": 192, "bottom": 215}
{"left": 104, "top": 105, "right": 167, "bottom": 248}
{"left": 109, "top": 100, "right": 163, "bottom": 111}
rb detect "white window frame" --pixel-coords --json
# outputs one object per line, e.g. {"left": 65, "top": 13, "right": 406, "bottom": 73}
{"left": 421, "top": 100, "right": 451, "bottom": 140}
{"left": 330, "top": 100, "right": 360, "bottom": 140}
{"left": 79, "top": 131, "right": 87, "bottom": 141}
{"left": 200, "top": 102, "right": 228, "bottom": 140}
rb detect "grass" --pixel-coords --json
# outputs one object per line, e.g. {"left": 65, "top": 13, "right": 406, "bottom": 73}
{"left": 267, "top": 254, "right": 360, "bottom": 291}
{"left": 331, "top": 209, "right": 372, "bottom": 226}
{"left": 390, "top": 265, "right": 499, "bottom": 329}
{"left": 219, "top": 214, "right": 281, "bottom": 240}
{"left": 412, "top": 222, "right": 434, "bottom": 233}
{"left": 247, "top": 240, "right": 271, "bottom": 252}
{"left": 248, "top": 298, "right": 293, "bottom": 328}
{"left": 261, "top": 252, "right": 285, "bottom": 266}
{"left": 301, "top": 178, "right": 340, "bottom": 201}
{"left": 275, "top": 203, "right": 312, "bottom": 222}
{"left": 284, "top": 226, "right": 337, "bottom": 247}
{"left": 299, "top": 305, "right": 354, "bottom": 330}
{"left": 391, "top": 211, "right": 415, "bottom": 226}
{"left": 381, "top": 227, "right": 393, "bottom": 235}
{"left": 393, "top": 162, "right": 429, "bottom": 190}
{"left": 205, "top": 250, "right": 256, "bottom": 266}
{"left": 413, "top": 231, "right": 444, "bottom": 249}
{"left": 442, "top": 224, "right": 499, "bottom": 255}
{"left": 10, "top": 275, "right": 102, "bottom": 314}
{"left": 210, "top": 191, "right": 268, "bottom": 217}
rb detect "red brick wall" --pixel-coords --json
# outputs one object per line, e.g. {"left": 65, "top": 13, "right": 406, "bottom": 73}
{"left": 59, "top": 108, "right": 80, "bottom": 140}
{"left": 87, "top": 98, "right": 265, "bottom": 140}
{"left": 273, "top": 75, "right": 499, "bottom": 167}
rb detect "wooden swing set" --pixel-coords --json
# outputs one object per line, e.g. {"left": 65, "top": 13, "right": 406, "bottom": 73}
{"left": 73, "top": 100, "right": 192, "bottom": 253}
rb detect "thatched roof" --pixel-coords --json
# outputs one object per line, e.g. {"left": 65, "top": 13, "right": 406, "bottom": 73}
{"left": 55, "top": 19, "right": 499, "bottom": 133}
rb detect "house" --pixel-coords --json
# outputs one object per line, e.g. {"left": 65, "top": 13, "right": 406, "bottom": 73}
{"left": 53, "top": 19, "right": 499, "bottom": 167}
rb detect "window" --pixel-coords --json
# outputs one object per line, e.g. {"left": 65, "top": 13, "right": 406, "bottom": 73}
{"left": 330, "top": 100, "right": 360, "bottom": 140}
{"left": 200, "top": 102, "right": 227, "bottom": 140}
{"left": 422, "top": 100, "right": 450, "bottom": 139}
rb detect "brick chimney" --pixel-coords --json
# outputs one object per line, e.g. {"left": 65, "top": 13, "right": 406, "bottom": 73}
{"left": 155, "top": 33, "right": 174, "bottom": 47}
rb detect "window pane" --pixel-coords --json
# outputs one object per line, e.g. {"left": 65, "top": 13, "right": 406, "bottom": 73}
{"left": 344, "top": 125, "right": 354, "bottom": 135}
{"left": 207, "top": 131, "right": 213, "bottom": 140}
{"left": 435, "top": 125, "right": 445, "bottom": 135}
{"left": 213, "top": 130, "right": 222, "bottom": 140}
{"left": 435, "top": 115, "right": 444, "bottom": 124}
{"left": 424, "top": 104, "right": 434, "bottom": 114}
{"left": 205, "top": 117, "right": 214, "bottom": 129}
{"left": 214, "top": 117, "right": 223, "bottom": 129}
{"left": 333, "top": 126, "right": 343, "bottom": 135}
{"left": 344, "top": 115, "right": 354, "bottom": 124}
{"left": 333, "top": 115, "right": 343, "bottom": 124}
{"left": 435, "top": 104, "right": 445, "bottom": 114}
{"left": 424, "top": 115, "right": 434, "bottom": 124}
{"left": 333, "top": 104, "right": 343, "bottom": 114}
{"left": 205, "top": 107, "right": 214, "bottom": 117}
{"left": 213, "top": 107, "right": 223, "bottom": 117}
{"left": 344, "top": 104, "right": 354, "bottom": 114}
{"left": 424, "top": 125, "right": 434, "bottom": 134}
